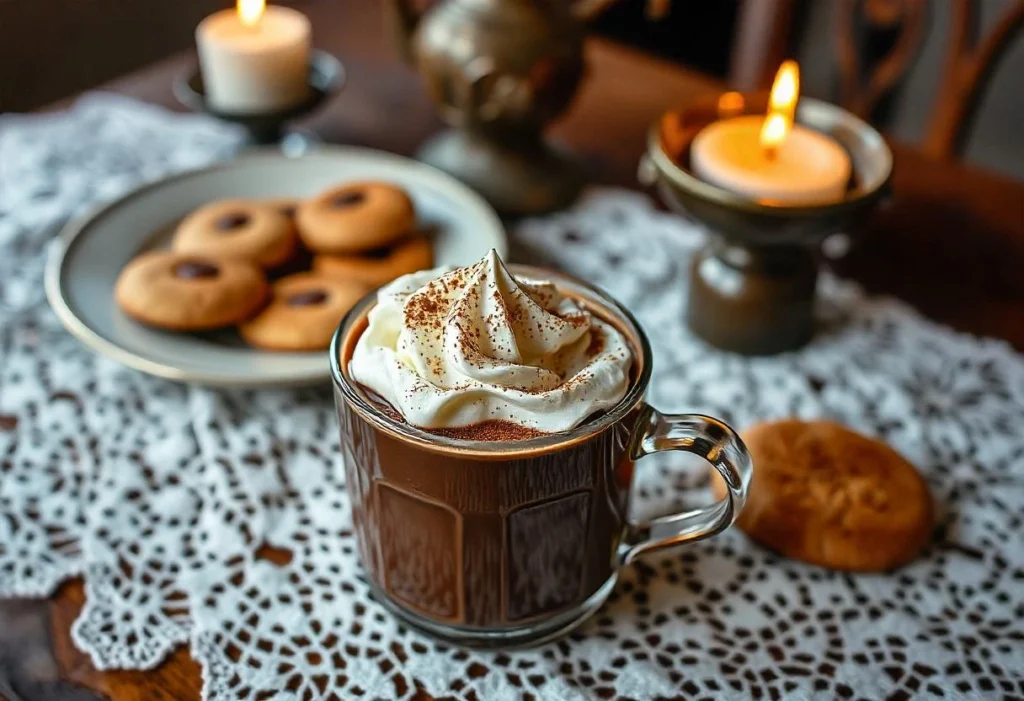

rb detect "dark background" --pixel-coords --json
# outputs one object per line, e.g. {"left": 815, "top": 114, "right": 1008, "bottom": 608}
{"left": 592, "top": 0, "right": 741, "bottom": 77}
{"left": 1, "top": 0, "right": 1021, "bottom": 180}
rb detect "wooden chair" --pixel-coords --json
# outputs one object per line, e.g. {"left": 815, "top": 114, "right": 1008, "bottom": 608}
{"left": 729, "top": 0, "right": 1024, "bottom": 160}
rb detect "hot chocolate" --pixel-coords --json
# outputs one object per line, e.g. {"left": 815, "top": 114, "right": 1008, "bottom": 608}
{"left": 331, "top": 259, "right": 752, "bottom": 647}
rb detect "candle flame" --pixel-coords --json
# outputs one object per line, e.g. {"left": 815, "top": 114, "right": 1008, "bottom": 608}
{"left": 760, "top": 60, "right": 800, "bottom": 155}
{"left": 237, "top": 0, "right": 265, "bottom": 27}
{"left": 761, "top": 114, "right": 788, "bottom": 148}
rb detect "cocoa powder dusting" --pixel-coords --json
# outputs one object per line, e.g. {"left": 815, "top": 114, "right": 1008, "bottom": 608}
{"left": 562, "top": 312, "right": 589, "bottom": 328}
{"left": 431, "top": 420, "right": 547, "bottom": 442}
{"left": 404, "top": 285, "right": 443, "bottom": 330}
{"left": 505, "top": 290, "right": 526, "bottom": 326}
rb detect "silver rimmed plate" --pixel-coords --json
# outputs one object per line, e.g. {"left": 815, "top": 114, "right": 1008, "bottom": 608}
{"left": 45, "top": 146, "right": 507, "bottom": 387}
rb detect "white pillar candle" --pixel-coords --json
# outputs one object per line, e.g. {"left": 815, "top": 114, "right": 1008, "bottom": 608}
{"left": 690, "top": 62, "right": 851, "bottom": 206}
{"left": 690, "top": 115, "right": 852, "bottom": 205}
{"left": 196, "top": 2, "right": 311, "bottom": 115}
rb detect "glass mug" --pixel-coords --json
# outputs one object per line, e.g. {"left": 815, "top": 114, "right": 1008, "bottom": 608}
{"left": 330, "top": 265, "right": 753, "bottom": 647}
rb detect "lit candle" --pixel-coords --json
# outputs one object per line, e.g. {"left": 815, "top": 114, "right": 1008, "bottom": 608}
{"left": 690, "top": 62, "right": 852, "bottom": 205}
{"left": 196, "top": 0, "right": 311, "bottom": 114}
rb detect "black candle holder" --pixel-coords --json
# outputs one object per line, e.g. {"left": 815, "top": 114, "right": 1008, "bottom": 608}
{"left": 175, "top": 50, "right": 345, "bottom": 149}
{"left": 640, "top": 94, "right": 893, "bottom": 355}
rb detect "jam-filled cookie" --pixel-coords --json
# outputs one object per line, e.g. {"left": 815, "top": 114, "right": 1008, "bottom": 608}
{"left": 115, "top": 251, "right": 269, "bottom": 331}
{"left": 296, "top": 182, "right": 415, "bottom": 254}
{"left": 173, "top": 199, "right": 297, "bottom": 269}
{"left": 239, "top": 273, "right": 367, "bottom": 351}
{"left": 711, "top": 419, "right": 933, "bottom": 572}
{"left": 312, "top": 235, "right": 433, "bottom": 288}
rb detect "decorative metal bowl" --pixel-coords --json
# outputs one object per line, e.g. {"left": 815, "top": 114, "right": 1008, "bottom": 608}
{"left": 640, "top": 93, "right": 893, "bottom": 355}
{"left": 175, "top": 50, "right": 345, "bottom": 148}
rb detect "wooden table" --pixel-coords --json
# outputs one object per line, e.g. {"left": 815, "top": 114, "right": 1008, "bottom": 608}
{"left": 2, "top": 1, "right": 1022, "bottom": 699}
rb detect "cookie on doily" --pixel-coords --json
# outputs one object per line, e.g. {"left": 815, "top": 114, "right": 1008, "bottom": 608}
{"left": 712, "top": 419, "right": 934, "bottom": 571}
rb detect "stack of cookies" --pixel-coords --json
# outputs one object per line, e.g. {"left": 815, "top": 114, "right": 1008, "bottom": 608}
{"left": 114, "top": 181, "right": 433, "bottom": 352}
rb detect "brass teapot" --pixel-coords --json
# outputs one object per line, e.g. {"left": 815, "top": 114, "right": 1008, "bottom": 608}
{"left": 388, "top": 0, "right": 592, "bottom": 215}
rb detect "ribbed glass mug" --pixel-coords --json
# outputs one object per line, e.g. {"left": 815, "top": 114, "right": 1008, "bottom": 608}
{"left": 330, "top": 265, "right": 753, "bottom": 647}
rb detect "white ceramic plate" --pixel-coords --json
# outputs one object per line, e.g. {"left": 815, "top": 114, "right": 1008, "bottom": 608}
{"left": 45, "top": 146, "right": 507, "bottom": 387}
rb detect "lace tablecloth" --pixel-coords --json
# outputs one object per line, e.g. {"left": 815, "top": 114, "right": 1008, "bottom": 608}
{"left": 1, "top": 96, "right": 1022, "bottom": 701}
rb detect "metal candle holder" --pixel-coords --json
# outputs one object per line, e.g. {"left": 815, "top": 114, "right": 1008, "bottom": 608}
{"left": 175, "top": 50, "right": 345, "bottom": 150}
{"left": 640, "top": 93, "right": 893, "bottom": 355}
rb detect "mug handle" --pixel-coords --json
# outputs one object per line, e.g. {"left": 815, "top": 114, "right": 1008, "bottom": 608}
{"left": 618, "top": 405, "right": 753, "bottom": 565}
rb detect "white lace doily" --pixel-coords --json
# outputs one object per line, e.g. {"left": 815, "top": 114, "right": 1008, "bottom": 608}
{"left": 2, "top": 96, "right": 1022, "bottom": 700}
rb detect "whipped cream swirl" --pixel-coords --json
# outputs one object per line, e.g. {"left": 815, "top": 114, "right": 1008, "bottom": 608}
{"left": 349, "top": 250, "right": 633, "bottom": 433}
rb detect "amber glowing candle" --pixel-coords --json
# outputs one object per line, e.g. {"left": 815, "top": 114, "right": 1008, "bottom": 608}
{"left": 690, "top": 61, "right": 851, "bottom": 205}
